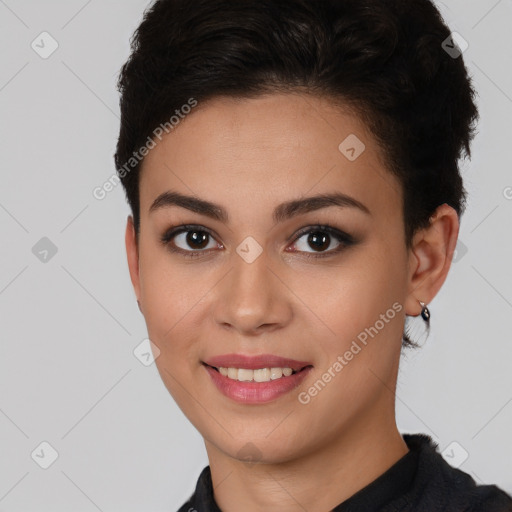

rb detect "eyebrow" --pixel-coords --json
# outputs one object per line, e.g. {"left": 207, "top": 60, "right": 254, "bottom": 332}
{"left": 149, "top": 189, "right": 371, "bottom": 223}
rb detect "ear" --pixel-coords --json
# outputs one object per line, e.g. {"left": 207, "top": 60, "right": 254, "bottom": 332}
{"left": 125, "top": 215, "right": 142, "bottom": 306}
{"left": 404, "top": 203, "right": 460, "bottom": 317}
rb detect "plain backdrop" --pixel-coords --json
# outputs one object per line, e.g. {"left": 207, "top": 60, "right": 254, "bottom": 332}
{"left": 0, "top": 1, "right": 511, "bottom": 510}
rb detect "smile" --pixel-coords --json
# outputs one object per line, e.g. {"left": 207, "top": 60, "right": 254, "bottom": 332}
{"left": 206, "top": 365, "right": 305, "bottom": 382}
{"left": 202, "top": 363, "right": 313, "bottom": 404}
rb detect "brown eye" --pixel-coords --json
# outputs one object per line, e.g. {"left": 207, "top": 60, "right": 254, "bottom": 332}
{"left": 180, "top": 230, "right": 210, "bottom": 250}
{"left": 304, "top": 231, "right": 331, "bottom": 252}
{"left": 289, "top": 225, "right": 356, "bottom": 258}
{"left": 161, "top": 224, "right": 221, "bottom": 258}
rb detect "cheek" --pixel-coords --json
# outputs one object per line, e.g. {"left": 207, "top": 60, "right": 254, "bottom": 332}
{"left": 293, "top": 243, "right": 407, "bottom": 367}
{"left": 302, "top": 248, "right": 404, "bottom": 325}
{"left": 138, "top": 245, "right": 203, "bottom": 352}
{"left": 139, "top": 259, "right": 206, "bottom": 406}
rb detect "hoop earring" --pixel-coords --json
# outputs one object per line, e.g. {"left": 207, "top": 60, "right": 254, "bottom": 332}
{"left": 419, "top": 300, "right": 430, "bottom": 322}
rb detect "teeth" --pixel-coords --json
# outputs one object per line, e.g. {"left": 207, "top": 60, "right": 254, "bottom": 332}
{"left": 238, "top": 368, "right": 253, "bottom": 382}
{"left": 216, "top": 366, "right": 297, "bottom": 382}
{"left": 253, "top": 368, "right": 270, "bottom": 382}
{"left": 270, "top": 367, "right": 283, "bottom": 380}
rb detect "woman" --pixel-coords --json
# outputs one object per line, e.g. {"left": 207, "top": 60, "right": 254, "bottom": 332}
{"left": 115, "top": 0, "right": 512, "bottom": 510}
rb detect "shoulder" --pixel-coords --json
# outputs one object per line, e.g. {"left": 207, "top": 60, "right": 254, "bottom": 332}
{"left": 175, "top": 466, "right": 219, "bottom": 512}
{"left": 176, "top": 499, "right": 195, "bottom": 512}
{"left": 402, "top": 433, "right": 512, "bottom": 512}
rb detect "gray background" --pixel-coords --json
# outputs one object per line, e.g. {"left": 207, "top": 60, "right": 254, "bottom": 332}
{"left": 0, "top": 1, "right": 511, "bottom": 510}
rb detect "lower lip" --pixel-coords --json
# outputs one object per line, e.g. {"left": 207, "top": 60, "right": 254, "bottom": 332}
{"left": 203, "top": 364, "right": 312, "bottom": 404}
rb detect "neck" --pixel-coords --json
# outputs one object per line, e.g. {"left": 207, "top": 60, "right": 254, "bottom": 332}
{"left": 205, "top": 404, "right": 409, "bottom": 512}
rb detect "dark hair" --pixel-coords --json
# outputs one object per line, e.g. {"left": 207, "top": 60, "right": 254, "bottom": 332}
{"left": 114, "top": 0, "right": 479, "bottom": 348}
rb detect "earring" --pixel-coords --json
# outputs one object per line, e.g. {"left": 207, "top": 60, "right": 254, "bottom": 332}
{"left": 419, "top": 300, "right": 430, "bottom": 322}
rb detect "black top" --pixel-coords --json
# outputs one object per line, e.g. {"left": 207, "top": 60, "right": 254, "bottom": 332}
{"left": 177, "top": 433, "right": 512, "bottom": 511}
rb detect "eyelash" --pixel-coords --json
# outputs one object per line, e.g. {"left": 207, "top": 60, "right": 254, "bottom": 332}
{"left": 160, "top": 223, "right": 356, "bottom": 260}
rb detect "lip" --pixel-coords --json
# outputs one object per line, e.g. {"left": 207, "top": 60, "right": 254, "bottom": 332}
{"left": 203, "top": 363, "right": 313, "bottom": 404}
{"left": 202, "top": 353, "right": 314, "bottom": 404}
{"left": 203, "top": 353, "right": 312, "bottom": 372}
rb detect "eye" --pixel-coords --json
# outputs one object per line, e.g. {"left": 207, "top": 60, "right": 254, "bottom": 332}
{"left": 160, "top": 224, "right": 221, "bottom": 258}
{"left": 288, "top": 224, "right": 356, "bottom": 258}
{"left": 160, "top": 223, "right": 356, "bottom": 260}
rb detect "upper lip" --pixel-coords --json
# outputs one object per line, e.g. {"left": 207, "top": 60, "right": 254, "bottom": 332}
{"left": 203, "top": 353, "right": 312, "bottom": 371}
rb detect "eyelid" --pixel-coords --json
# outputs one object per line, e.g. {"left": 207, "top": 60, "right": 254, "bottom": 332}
{"left": 161, "top": 224, "right": 219, "bottom": 243}
{"left": 290, "top": 224, "right": 353, "bottom": 243}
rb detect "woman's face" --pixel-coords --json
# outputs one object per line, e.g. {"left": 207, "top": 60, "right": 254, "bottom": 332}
{"left": 127, "top": 93, "right": 417, "bottom": 463}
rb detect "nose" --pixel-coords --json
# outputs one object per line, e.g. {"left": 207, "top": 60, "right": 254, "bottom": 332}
{"left": 213, "top": 245, "right": 293, "bottom": 336}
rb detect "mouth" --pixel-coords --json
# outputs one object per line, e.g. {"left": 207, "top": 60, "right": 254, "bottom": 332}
{"left": 201, "top": 353, "right": 314, "bottom": 403}
{"left": 202, "top": 362, "right": 312, "bottom": 383}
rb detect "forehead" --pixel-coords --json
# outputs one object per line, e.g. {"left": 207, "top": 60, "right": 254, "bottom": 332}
{"left": 138, "top": 93, "right": 402, "bottom": 225}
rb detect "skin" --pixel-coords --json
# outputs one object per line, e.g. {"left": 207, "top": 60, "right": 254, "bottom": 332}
{"left": 125, "top": 92, "right": 459, "bottom": 512}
